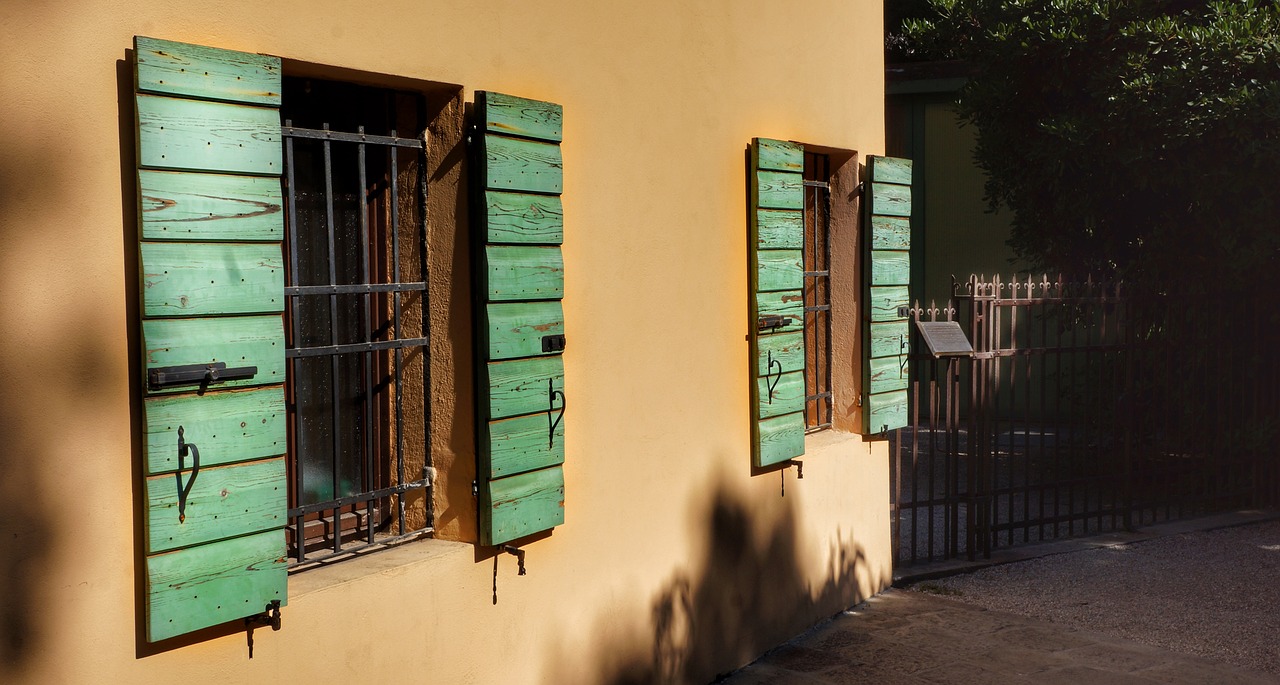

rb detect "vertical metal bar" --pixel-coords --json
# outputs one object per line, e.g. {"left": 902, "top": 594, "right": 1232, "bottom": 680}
{"left": 418, "top": 126, "right": 434, "bottom": 530}
{"left": 285, "top": 122, "right": 306, "bottom": 563}
{"left": 358, "top": 126, "right": 375, "bottom": 546}
{"left": 322, "top": 124, "right": 342, "bottom": 555}
{"left": 1038, "top": 281, "right": 1048, "bottom": 541}
{"left": 390, "top": 131, "right": 405, "bottom": 535}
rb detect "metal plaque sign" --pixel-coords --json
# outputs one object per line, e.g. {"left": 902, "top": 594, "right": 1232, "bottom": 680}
{"left": 915, "top": 321, "right": 974, "bottom": 358}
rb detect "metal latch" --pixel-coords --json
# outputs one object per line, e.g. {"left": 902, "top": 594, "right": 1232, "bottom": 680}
{"left": 244, "top": 600, "right": 282, "bottom": 659}
{"left": 541, "top": 334, "right": 567, "bottom": 353}
{"left": 757, "top": 315, "right": 791, "bottom": 331}
{"left": 148, "top": 362, "right": 257, "bottom": 391}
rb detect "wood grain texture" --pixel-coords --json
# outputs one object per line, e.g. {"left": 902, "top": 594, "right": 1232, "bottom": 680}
{"left": 488, "top": 355, "right": 564, "bottom": 420}
{"left": 141, "top": 242, "right": 283, "bottom": 317}
{"left": 870, "top": 155, "right": 913, "bottom": 185}
{"left": 481, "top": 92, "right": 563, "bottom": 142}
{"left": 867, "top": 390, "right": 908, "bottom": 433}
{"left": 869, "top": 286, "right": 910, "bottom": 322}
{"left": 135, "top": 36, "right": 280, "bottom": 106}
{"left": 143, "top": 386, "right": 285, "bottom": 474}
{"left": 755, "top": 208, "right": 804, "bottom": 250}
{"left": 487, "top": 300, "right": 564, "bottom": 360}
{"left": 869, "top": 321, "right": 910, "bottom": 359}
{"left": 485, "top": 412, "right": 565, "bottom": 479}
{"left": 137, "top": 94, "right": 281, "bottom": 175}
{"left": 145, "top": 457, "right": 285, "bottom": 553}
{"left": 870, "top": 182, "right": 911, "bottom": 218}
{"left": 482, "top": 466, "right": 565, "bottom": 546}
{"left": 486, "top": 245, "right": 564, "bottom": 301}
{"left": 755, "top": 249, "right": 803, "bottom": 293}
{"left": 869, "top": 355, "right": 908, "bottom": 394}
{"left": 870, "top": 216, "right": 910, "bottom": 250}
{"left": 484, "top": 191, "right": 563, "bottom": 244}
{"left": 755, "top": 290, "right": 805, "bottom": 331}
{"left": 755, "top": 138, "right": 803, "bottom": 172}
{"left": 870, "top": 249, "right": 910, "bottom": 287}
{"left": 483, "top": 134, "right": 562, "bottom": 194}
{"left": 140, "top": 170, "right": 282, "bottom": 242}
{"left": 756, "top": 412, "right": 805, "bottom": 467}
{"left": 757, "top": 331, "right": 804, "bottom": 376}
{"left": 756, "top": 370, "right": 805, "bottom": 419}
{"left": 754, "top": 170, "right": 803, "bottom": 210}
{"left": 142, "top": 315, "right": 285, "bottom": 394}
{"left": 146, "top": 528, "right": 286, "bottom": 642}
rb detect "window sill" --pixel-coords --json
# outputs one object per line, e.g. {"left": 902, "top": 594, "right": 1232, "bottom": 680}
{"left": 288, "top": 536, "right": 473, "bottom": 600}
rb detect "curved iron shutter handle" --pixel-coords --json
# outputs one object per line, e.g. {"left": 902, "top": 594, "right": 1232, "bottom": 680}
{"left": 548, "top": 379, "right": 565, "bottom": 449}
{"left": 175, "top": 425, "right": 200, "bottom": 524}
{"left": 766, "top": 351, "right": 783, "bottom": 404}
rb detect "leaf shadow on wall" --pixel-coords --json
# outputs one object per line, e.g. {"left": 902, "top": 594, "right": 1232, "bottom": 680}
{"left": 540, "top": 477, "right": 879, "bottom": 685}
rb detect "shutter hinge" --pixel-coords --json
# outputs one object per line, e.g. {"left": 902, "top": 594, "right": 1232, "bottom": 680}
{"left": 472, "top": 479, "right": 478, "bottom": 497}
{"left": 502, "top": 545, "right": 527, "bottom": 576}
{"left": 244, "top": 600, "right": 282, "bottom": 659}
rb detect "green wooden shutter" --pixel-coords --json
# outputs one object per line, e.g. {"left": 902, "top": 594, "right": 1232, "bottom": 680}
{"left": 134, "top": 36, "right": 287, "bottom": 642}
{"left": 474, "top": 92, "right": 566, "bottom": 546}
{"left": 750, "top": 138, "right": 806, "bottom": 467}
{"left": 861, "top": 155, "right": 912, "bottom": 434}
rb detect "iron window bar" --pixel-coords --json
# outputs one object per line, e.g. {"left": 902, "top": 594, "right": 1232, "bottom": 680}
{"left": 803, "top": 152, "right": 833, "bottom": 432}
{"left": 282, "top": 119, "right": 431, "bottom": 566}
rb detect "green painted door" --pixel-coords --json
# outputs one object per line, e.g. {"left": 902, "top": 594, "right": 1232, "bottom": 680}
{"left": 750, "top": 138, "right": 807, "bottom": 467}
{"left": 474, "top": 92, "right": 567, "bottom": 546}
{"left": 134, "top": 36, "right": 287, "bottom": 642}
{"left": 861, "top": 156, "right": 913, "bottom": 434}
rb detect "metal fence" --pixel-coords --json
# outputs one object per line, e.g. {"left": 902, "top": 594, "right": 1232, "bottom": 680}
{"left": 892, "top": 274, "right": 1280, "bottom": 566}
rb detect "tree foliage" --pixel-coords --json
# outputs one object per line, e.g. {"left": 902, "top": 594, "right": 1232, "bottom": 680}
{"left": 906, "top": 0, "right": 1280, "bottom": 290}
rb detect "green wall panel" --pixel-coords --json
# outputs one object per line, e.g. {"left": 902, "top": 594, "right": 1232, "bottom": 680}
{"left": 756, "top": 331, "right": 804, "bottom": 376}
{"left": 137, "top": 94, "right": 281, "bottom": 175}
{"left": 755, "top": 209, "right": 804, "bottom": 250}
{"left": 487, "top": 356, "right": 565, "bottom": 420}
{"left": 755, "top": 249, "right": 803, "bottom": 292}
{"left": 142, "top": 315, "right": 285, "bottom": 393}
{"left": 141, "top": 242, "right": 284, "bottom": 317}
{"left": 486, "top": 412, "right": 566, "bottom": 479}
{"left": 756, "top": 370, "right": 805, "bottom": 420}
{"left": 486, "top": 300, "right": 565, "bottom": 360}
{"left": 143, "top": 386, "right": 285, "bottom": 474}
{"left": 483, "top": 191, "right": 563, "bottom": 244}
{"left": 756, "top": 412, "right": 805, "bottom": 468}
{"left": 755, "top": 138, "right": 803, "bottom": 172}
{"left": 139, "top": 170, "right": 283, "bottom": 242}
{"left": 145, "top": 457, "right": 285, "bottom": 553}
{"left": 482, "top": 134, "right": 563, "bottom": 194}
{"left": 481, "top": 466, "right": 565, "bottom": 546}
{"left": 754, "top": 170, "right": 804, "bottom": 210}
{"left": 480, "top": 91, "right": 563, "bottom": 142}
{"left": 485, "top": 245, "right": 564, "bottom": 301}
{"left": 135, "top": 36, "right": 281, "bottom": 106}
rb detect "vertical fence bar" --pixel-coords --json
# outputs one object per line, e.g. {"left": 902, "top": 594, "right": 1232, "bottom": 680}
{"left": 284, "top": 122, "right": 306, "bottom": 563}
{"left": 357, "top": 127, "right": 375, "bottom": 545}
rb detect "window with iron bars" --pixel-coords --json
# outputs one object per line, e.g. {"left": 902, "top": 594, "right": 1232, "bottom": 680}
{"left": 280, "top": 77, "right": 433, "bottom": 566}
{"left": 803, "top": 151, "right": 833, "bottom": 430}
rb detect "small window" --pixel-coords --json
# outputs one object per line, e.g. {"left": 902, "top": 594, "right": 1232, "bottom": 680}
{"left": 280, "top": 77, "right": 433, "bottom": 565}
{"left": 803, "top": 152, "right": 833, "bottom": 431}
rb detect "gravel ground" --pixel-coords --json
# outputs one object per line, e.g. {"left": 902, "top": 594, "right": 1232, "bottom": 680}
{"left": 910, "top": 519, "right": 1280, "bottom": 676}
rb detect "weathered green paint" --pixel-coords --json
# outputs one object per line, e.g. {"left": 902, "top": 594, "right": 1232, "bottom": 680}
{"left": 141, "top": 242, "right": 283, "bottom": 317}
{"left": 146, "top": 528, "right": 287, "bottom": 642}
{"left": 755, "top": 249, "right": 803, "bottom": 293}
{"left": 487, "top": 300, "right": 564, "bottom": 360}
{"left": 757, "top": 331, "right": 804, "bottom": 376}
{"left": 482, "top": 466, "right": 565, "bottom": 546}
{"left": 754, "top": 138, "right": 803, "bottom": 172}
{"left": 488, "top": 355, "right": 564, "bottom": 420}
{"left": 869, "top": 355, "right": 908, "bottom": 394}
{"left": 143, "top": 386, "right": 285, "bottom": 474}
{"left": 755, "top": 209, "right": 804, "bottom": 250}
{"left": 140, "top": 170, "right": 283, "bottom": 242}
{"left": 870, "top": 216, "right": 910, "bottom": 251}
{"left": 135, "top": 36, "right": 281, "bottom": 106}
{"left": 142, "top": 315, "right": 285, "bottom": 394}
{"left": 137, "top": 94, "right": 281, "bottom": 175}
{"left": 146, "top": 457, "right": 285, "bottom": 553}
{"left": 756, "top": 412, "right": 805, "bottom": 468}
{"left": 486, "top": 413, "right": 565, "bottom": 479}
{"left": 870, "top": 250, "right": 910, "bottom": 287}
{"left": 485, "top": 245, "right": 564, "bottom": 301}
{"left": 870, "top": 156, "right": 913, "bottom": 185}
{"left": 483, "top": 134, "right": 563, "bottom": 194}
{"left": 867, "top": 390, "right": 909, "bottom": 434}
{"left": 484, "top": 191, "right": 563, "bottom": 244}
{"left": 754, "top": 170, "right": 804, "bottom": 210}
{"left": 869, "top": 286, "right": 910, "bottom": 322}
{"left": 869, "top": 321, "right": 910, "bottom": 359}
{"left": 481, "top": 91, "right": 563, "bottom": 142}
{"left": 757, "top": 370, "right": 805, "bottom": 419}
{"left": 870, "top": 182, "right": 911, "bottom": 218}
{"left": 755, "top": 290, "right": 804, "bottom": 331}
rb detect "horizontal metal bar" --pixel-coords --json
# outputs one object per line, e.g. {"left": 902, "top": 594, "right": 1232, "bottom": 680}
{"left": 286, "top": 282, "right": 427, "bottom": 296}
{"left": 804, "top": 392, "right": 833, "bottom": 401}
{"left": 288, "top": 478, "right": 431, "bottom": 517}
{"left": 803, "top": 270, "right": 830, "bottom": 278}
{"left": 971, "top": 343, "right": 1127, "bottom": 359}
{"left": 804, "top": 305, "right": 831, "bottom": 312}
{"left": 287, "top": 336, "right": 430, "bottom": 359}
{"left": 282, "top": 125, "right": 424, "bottom": 149}
{"left": 287, "top": 527, "right": 435, "bottom": 569}
{"left": 802, "top": 180, "right": 830, "bottom": 189}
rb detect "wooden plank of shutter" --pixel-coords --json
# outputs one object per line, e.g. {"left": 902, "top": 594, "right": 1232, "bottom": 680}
{"left": 475, "top": 92, "right": 568, "bottom": 546}
{"left": 861, "top": 156, "right": 913, "bottom": 434}
{"left": 135, "top": 37, "right": 286, "bottom": 642}
{"left": 750, "top": 138, "right": 806, "bottom": 467}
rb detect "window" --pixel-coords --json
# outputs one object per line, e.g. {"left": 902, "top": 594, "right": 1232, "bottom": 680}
{"left": 802, "top": 152, "right": 832, "bottom": 431}
{"left": 279, "top": 77, "right": 433, "bottom": 565}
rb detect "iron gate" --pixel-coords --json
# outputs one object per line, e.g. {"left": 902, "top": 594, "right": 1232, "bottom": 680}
{"left": 891, "top": 274, "right": 1279, "bottom": 566}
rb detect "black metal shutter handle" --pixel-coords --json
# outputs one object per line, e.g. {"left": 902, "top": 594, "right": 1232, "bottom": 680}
{"left": 766, "top": 351, "right": 783, "bottom": 404}
{"left": 175, "top": 426, "right": 200, "bottom": 524}
{"left": 548, "top": 379, "right": 565, "bottom": 449}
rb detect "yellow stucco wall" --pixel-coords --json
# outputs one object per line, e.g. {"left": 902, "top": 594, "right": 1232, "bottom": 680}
{"left": 0, "top": 1, "right": 889, "bottom": 683}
